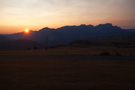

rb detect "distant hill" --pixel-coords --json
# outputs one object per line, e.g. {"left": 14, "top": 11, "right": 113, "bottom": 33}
{"left": 0, "top": 35, "right": 10, "bottom": 43}
{"left": 70, "top": 35, "right": 135, "bottom": 48}
{"left": 126, "top": 29, "right": 135, "bottom": 32}
{"left": 0, "top": 39, "right": 40, "bottom": 50}
{"left": 2, "top": 23, "right": 135, "bottom": 49}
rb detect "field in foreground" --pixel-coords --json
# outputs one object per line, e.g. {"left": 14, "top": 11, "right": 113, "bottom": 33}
{"left": 0, "top": 57, "right": 135, "bottom": 90}
{"left": 0, "top": 46, "right": 135, "bottom": 56}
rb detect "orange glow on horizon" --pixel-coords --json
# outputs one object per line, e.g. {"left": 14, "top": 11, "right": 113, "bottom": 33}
{"left": 25, "top": 29, "right": 29, "bottom": 34}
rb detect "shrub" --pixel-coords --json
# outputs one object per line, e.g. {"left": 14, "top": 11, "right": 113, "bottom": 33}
{"left": 116, "top": 53, "right": 121, "bottom": 56}
{"left": 34, "top": 46, "right": 38, "bottom": 50}
{"left": 100, "top": 52, "right": 111, "bottom": 56}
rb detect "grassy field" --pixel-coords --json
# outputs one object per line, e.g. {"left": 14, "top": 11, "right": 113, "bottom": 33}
{"left": 0, "top": 57, "right": 135, "bottom": 90}
{"left": 0, "top": 46, "right": 135, "bottom": 90}
{"left": 0, "top": 46, "right": 135, "bottom": 56}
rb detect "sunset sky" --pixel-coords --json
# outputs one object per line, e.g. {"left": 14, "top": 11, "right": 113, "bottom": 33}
{"left": 0, "top": 0, "right": 135, "bottom": 34}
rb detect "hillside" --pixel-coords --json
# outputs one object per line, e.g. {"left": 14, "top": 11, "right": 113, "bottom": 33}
{"left": 5, "top": 23, "right": 135, "bottom": 46}
{"left": 0, "top": 23, "right": 134, "bottom": 50}
{"left": 70, "top": 35, "right": 135, "bottom": 48}
{"left": 0, "top": 35, "right": 10, "bottom": 43}
{"left": 0, "top": 39, "right": 40, "bottom": 50}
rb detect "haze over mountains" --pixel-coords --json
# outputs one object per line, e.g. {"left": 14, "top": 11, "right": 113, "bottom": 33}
{"left": 0, "top": 23, "right": 135, "bottom": 50}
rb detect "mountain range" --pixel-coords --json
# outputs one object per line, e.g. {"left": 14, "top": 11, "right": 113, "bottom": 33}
{"left": 0, "top": 23, "right": 135, "bottom": 50}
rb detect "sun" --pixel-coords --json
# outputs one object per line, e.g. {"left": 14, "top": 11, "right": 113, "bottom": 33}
{"left": 25, "top": 29, "right": 29, "bottom": 33}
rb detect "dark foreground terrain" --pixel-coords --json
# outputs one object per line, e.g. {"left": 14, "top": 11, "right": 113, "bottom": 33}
{"left": 0, "top": 56, "right": 135, "bottom": 90}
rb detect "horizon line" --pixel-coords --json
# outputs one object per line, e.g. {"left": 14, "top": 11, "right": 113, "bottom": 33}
{"left": 0, "top": 23, "right": 135, "bottom": 35}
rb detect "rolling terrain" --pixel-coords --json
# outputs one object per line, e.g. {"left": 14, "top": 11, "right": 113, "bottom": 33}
{"left": 0, "top": 23, "right": 135, "bottom": 50}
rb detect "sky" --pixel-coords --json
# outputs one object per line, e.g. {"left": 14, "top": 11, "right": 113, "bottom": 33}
{"left": 0, "top": 0, "right": 135, "bottom": 34}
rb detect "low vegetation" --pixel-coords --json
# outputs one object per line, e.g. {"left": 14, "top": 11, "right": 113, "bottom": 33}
{"left": 0, "top": 46, "right": 135, "bottom": 56}
{"left": 100, "top": 52, "right": 111, "bottom": 56}
{"left": 0, "top": 57, "right": 135, "bottom": 90}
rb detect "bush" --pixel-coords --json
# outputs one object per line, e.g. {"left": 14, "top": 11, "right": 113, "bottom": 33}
{"left": 34, "top": 46, "right": 38, "bottom": 50}
{"left": 100, "top": 52, "right": 111, "bottom": 56}
{"left": 116, "top": 53, "right": 121, "bottom": 56}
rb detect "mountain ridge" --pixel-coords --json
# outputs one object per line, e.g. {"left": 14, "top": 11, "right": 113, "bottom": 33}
{"left": 0, "top": 23, "right": 135, "bottom": 50}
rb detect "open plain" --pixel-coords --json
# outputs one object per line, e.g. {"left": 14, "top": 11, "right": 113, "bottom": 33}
{"left": 0, "top": 46, "right": 135, "bottom": 90}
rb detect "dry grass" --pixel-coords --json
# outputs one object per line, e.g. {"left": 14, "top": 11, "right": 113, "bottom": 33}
{"left": 0, "top": 57, "right": 135, "bottom": 90}
{"left": 0, "top": 46, "right": 135, "bottom": 56}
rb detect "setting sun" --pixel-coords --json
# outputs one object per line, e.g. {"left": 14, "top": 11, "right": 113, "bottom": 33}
{"left": 25, "top": 29, "right": 29, "bottom": 33}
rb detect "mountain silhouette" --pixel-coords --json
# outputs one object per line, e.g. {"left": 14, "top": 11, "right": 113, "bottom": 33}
{"left": 0, "top": 23, "right": 135, "bottom": 50}
{"left": 0, "top": 35, "right": 10, "bottom": 43}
